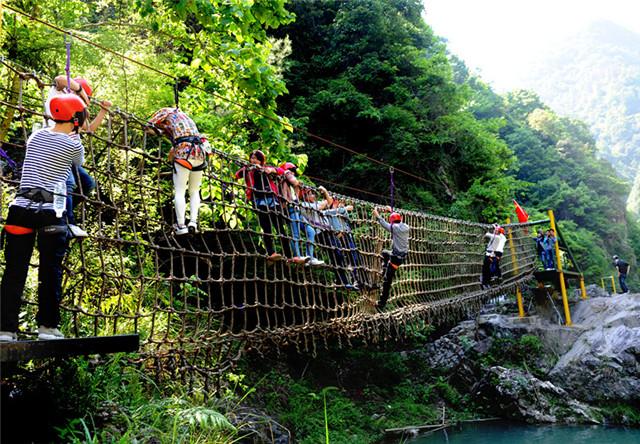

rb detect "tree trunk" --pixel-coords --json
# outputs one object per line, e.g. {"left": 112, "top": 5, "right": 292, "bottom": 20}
{"left": 0, "top": 72, "right": 20, "bottom": 142}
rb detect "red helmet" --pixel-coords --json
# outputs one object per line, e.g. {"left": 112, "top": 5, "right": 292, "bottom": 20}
{"left": 498, "top": 227, "right": 505, "bottom": 234}
{"left": 74, "top": 77, "right": 93, "bottom": 98}
{"left": 279, "top": 162, "right": 297, "bottom": 172}
{"left": 389, "top": 212, "right": 402, "bottom": 224}
{"left": 49, "top": 94, "right": 87, "bottom": 125}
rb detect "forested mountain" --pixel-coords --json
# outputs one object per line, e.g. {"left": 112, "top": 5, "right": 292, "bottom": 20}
{"left": 521, "top": 20, "right": 640, "bottom": 216}
{"left": 273, "top": 0, "right": 514, "bottom": 222}
{"left": 274, "top": 0, "right": 639, "bottom": 279}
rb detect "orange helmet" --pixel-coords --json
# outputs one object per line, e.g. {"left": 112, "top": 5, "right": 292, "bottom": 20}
{"left": 389, "top": 212, "right": 402, "bottom": 224}
{"left": 74, "top": 77, "right": 93, "bottom": 98}
{"left": 497, "top": 227, "right": 505, "bottom": 234}
{"left": 49, "top": 94, "right": 87, "bottom": 127}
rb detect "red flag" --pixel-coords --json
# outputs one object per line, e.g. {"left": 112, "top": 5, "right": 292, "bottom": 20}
{"left": 513, "top": 200, "right": 529, "bottom": 223}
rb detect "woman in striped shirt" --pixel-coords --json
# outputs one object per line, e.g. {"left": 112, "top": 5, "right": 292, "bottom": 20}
{"left": 0, "top": 94, "right": 87, "bottom": 342}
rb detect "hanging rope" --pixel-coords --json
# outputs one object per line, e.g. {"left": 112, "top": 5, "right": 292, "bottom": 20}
{"left": 64, "top": 34, "right": 72, "bottom": 93}
{"left": 389, "top": 167, "right": 395, "bottom": 211}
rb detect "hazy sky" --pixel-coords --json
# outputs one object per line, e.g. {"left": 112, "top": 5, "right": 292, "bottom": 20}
{"left": 423, "top": 0, "right": 640, "bottom": 91}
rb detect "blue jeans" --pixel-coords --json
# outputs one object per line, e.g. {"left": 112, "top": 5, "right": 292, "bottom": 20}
{"left": 619, "top": 273, "right": 629, "bottom": 293}
{"left": 66, "top": 166, "right": 96, "bottom": 224}
{"left": 288, "top": 207, "right": 316, "bottom": 258}
{"left": 544, "top": 250, "right": 555, "bottom": 269}
{"left": 341, "top": 232, "right": 367, "bottom": 286}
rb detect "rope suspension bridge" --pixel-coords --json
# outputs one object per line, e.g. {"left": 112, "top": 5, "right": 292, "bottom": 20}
{"left": 0, "top": 59, "right": 553, "bottom": 380}
{"left": 0, "top": 0, "right": 590, "bottom": 382}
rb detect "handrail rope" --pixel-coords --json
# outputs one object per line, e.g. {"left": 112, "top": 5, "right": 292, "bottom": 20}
{"left": 1, "top": 3, "right": 431, "bottom": 185}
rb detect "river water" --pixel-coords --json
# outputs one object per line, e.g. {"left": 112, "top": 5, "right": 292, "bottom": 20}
{"left": 406, "top": 421, "right": 640, "bottom": 443}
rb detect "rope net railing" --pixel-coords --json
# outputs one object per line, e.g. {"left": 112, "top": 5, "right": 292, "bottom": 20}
{"left": 0, "top": 62, "right": 546, "bottom": 378}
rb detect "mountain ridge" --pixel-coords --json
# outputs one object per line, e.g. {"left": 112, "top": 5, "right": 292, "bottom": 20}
{"left": 522, "top": 20, "right": 640, "bottom": 216}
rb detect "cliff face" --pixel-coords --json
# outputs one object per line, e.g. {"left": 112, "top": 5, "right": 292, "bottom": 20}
{"left": 417, "top": 290, "right": 640, "bottom": 424}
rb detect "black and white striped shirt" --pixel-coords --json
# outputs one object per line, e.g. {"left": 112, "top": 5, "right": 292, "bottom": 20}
{"left": 12, "top": 128, "right": 84, "bottom": 211}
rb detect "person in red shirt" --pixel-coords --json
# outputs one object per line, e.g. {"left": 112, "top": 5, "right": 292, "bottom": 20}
{"left": 235, "top": 150, "right": 291, "bottom": 261}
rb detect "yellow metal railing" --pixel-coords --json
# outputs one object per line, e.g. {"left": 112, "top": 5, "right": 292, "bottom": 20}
{"left": 600, "top": 275, "right": 617, "bottom": 294}
{"left": 548, "top": 210, "right": 572, "bottom": 326}
{"left": 506, "top": 217, "right": 525, "bottom": 318}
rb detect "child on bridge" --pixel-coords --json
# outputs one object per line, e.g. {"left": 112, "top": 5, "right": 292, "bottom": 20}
{"left": 46, "top": 75, "right": 112, "bottom": 238}
{"left": 146, "top": 107, "right": 211, "bottom": 235}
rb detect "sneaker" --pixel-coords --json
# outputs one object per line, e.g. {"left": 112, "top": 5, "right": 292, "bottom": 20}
{"left": 344, "top": 283, "right": 360, "bottom": 291}
{"left": 308, "top": 258, "right": 324, "bottom": 266}
{"left": 267, "top": 252, "right": 283, "bottom": 262}
{"left": 0, "top": 331, "right": 17, "bottom": 342}
{"left": 187, "top": 221, "right": 198, "bottom": 234}
{"left": 288, "top": 256, "right": 307, "bottom": 265}
{"left": 174, "top": 224, "right": 188, "bottom": 235}
{"left": 37, "top": 326, "right": 65, "bottom": 340}
{"left": 68, "top": 224, "right": 88, "bottom": 238}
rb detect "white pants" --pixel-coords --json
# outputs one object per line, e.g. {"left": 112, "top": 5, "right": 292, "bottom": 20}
{"left": 173, "top": 161, "right": 204, "bottom": 226}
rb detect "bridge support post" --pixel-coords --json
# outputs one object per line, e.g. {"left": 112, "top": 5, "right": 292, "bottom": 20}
{"left": 610, "top": 275, "right": 617, "bottom": 294}
{"left": 506, "top": 217, "right": 525, "bottom": 318}
{"left": 579, "top": 274, "right": 587, "bottom": 299}
{"left": 548, "top": 209, "right": 572, "bottom": 326}
{"left": 601, "top": 277, "right": 605, "bottom": 292}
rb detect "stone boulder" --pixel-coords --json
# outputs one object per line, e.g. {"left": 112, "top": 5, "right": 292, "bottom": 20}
{"left": 227, "top": 407, "right": 290, "bottom": 444}
{"left": 473, "top": 366, "right": 601, "bottom": 424}
{"left": 549, "top": 294, "right": 640, "bottom": 402}
{"left": 574, "top": 284, "right": 610, "bottom": 299}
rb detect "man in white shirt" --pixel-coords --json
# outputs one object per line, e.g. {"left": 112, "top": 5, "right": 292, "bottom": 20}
{"left": 481, "top": 224, "right": 507, "bottom": 288}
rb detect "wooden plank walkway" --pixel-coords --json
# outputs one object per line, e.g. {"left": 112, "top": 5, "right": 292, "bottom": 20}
{"left": 0, "top": 334, "right": 139, "bottom": 362}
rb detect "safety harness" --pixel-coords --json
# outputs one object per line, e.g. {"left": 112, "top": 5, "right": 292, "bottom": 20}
{"left": 1, "top": 187, "right": 69, "bottom": 244}
{"left": 16, "top": 187, "right": 55, "bottom": 212}
{"left": 173, "top": 136, "right": 207, "bottom": 172}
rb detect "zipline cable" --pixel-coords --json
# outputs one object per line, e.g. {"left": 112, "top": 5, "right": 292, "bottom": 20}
{"left": 1, "top": 3, "right": 431, "bottom": 185}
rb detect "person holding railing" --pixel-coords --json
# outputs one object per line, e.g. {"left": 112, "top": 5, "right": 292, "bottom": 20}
{"left": 146, "top": 107, "right": 211, "bottom": 235}
{"left": 481, "top": 224, "right": 506, "bottom": 288}
{"left": 298, "top": 186, "right": 330, "bottom": 267}
{"left": 324, "top": 199, "right": 367, "bottom": 290}
{"left": 235, "top": 150, "right": 291, "bottom": 261}
{"left": 279, "top": 162, "right": 316, "bottom": 265}
{"left": 373, "top": 206, "right": 410, "bottom": 309}
{"left": 0, "top": 94, "right": 87, "bottom": 342}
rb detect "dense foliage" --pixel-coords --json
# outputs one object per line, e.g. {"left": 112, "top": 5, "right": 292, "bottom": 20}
{"left": 273, "top": 0, "right": 515, "bottom": 220}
